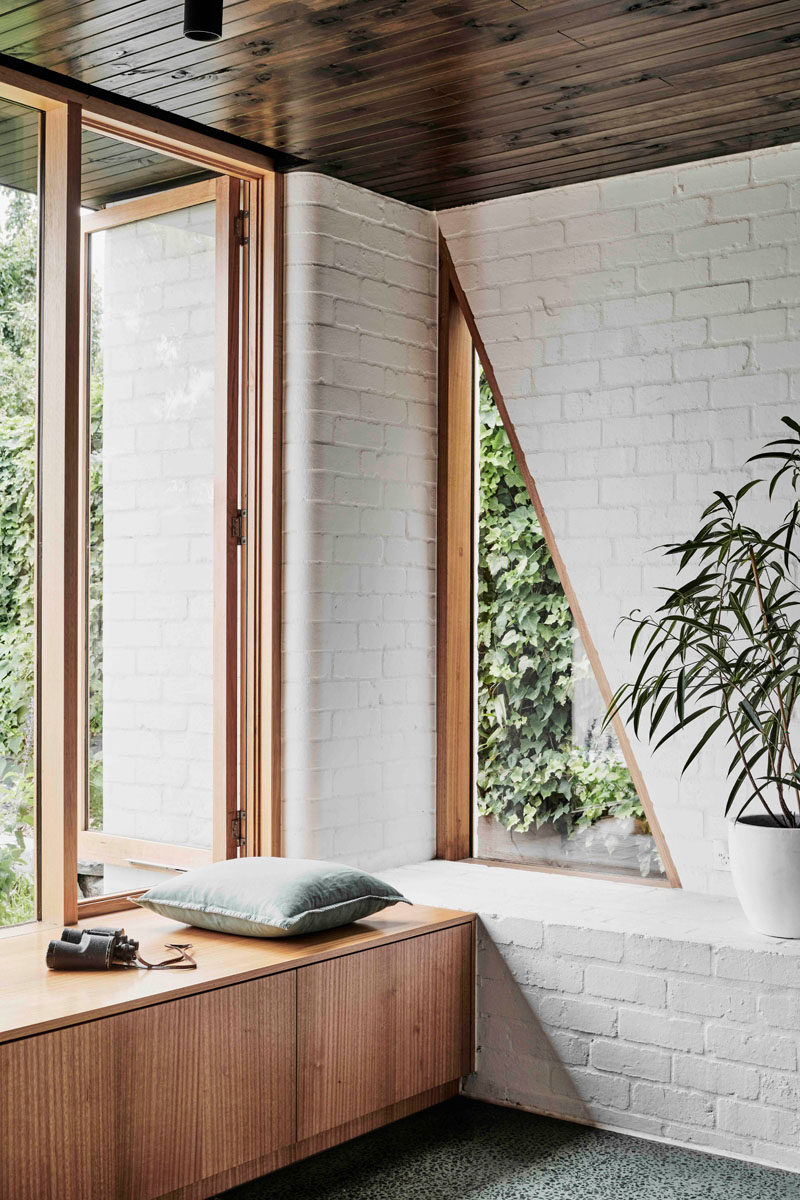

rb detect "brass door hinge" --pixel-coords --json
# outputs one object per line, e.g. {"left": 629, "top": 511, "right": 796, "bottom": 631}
{"left": 231, "top": 508, "right": 247, "bottom": 546}
{"left": 231, "top": 809, "right": 247, "bottom": 850}
{"left": 235, "top": 209, "right": 249, "bottom": 245}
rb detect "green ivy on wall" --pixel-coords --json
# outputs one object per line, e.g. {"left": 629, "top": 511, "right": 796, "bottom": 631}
{"left": 0, "top": 189, "right": 105, "bottom": 923}
{"left": 476, "top": 373, "right": 644, "bottom": 838}
{"left": 87, "top": 258, "right": 104, "bottom": 830}
{"left": 0, "top": 191, "right": 38, "bottom": 924}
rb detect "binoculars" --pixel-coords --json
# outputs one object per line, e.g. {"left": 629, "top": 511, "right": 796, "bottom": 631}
{"left": 46, "top": 926, "right": 140, "bottom": 971}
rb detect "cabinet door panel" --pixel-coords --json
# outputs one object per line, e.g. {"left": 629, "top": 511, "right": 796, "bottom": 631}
{"left": 0, "top": 1017, "right": 117, "bottom": 1200}
{"left": 297, "top": 924, "right": 472, "bottom": 1140}
{"left": 117, "top": 991, "right": 204, "bottom": 1198}
{"left": 0, "top": 972, "right": 296, "bottom": 1200}
{"left": 197, "top": 974, "right": 296, "bottom": 1176}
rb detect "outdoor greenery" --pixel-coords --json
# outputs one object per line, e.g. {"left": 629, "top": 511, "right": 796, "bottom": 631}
{"left": 476, "top": 373, "right": 645, "bottom": 841}
{"left": 607, "top": 416, "right": 800, "bottom": 828}
{"left": 0, "top": 189, "right": 38, "bottom": 925}
{"left": 0, "top": 185, "right": 104, "bottom": 925}
{"left": 88, "top": 257, "right": 104, "bottom": 829}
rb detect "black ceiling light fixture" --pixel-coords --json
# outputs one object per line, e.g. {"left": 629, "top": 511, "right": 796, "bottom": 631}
{"left": 183, "top": 0, "right": 223, "bottom": 41}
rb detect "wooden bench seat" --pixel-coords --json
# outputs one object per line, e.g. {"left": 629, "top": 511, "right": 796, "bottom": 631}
{"left": 0, "top": 903, "right": 475, "bottom": 1200}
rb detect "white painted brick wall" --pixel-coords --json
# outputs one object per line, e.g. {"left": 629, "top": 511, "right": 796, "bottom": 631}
{"left": 283, "top": 173, "right": 438, "bottom": 869}
{"left": 439, "top": 141, "right": 800, "bottom": 895}
{"left": 101, "top": 202, "right": 215, "bottom": 854}
{"left": 383, "top": 860, "right": 800, "bottom": 1173}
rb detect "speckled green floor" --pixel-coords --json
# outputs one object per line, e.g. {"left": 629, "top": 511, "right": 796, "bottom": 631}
{"left": 219, "top": 1097, "right": 799, "bottom": 1200}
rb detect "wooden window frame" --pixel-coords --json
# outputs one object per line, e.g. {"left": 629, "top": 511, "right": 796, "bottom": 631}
{"left": 437, "top": 235, "right": 681, "bottom": 888}
{"left": 0, "top": 62, "right": 285, "bottom": 928}
{"left": 436, "top": 244, "right": 475, "bottom": 864}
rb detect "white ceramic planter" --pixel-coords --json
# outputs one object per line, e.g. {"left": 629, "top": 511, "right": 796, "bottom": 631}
{"left": 729, "top": 816, "right": 800, "bottom": 938}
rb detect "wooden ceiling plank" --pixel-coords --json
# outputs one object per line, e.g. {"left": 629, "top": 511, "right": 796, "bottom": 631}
{"left": 364, "top": 110, "right": 800, "bottom": 196}
{"left": 276, "top": 71, "right": 800, "bottom": 165}
{"left": 280, "top": 83, "right": 683, "bottom": 157}
{"left": 2, "top": 0, "right": 800, "bottom": 207}
{"left": 0, "top": 126, "right": 207, "bottom": 206}
{"left": 47, "top": 0, "right": 783, "bottom": 113}
{"left": 6, "top": 0, "right": 540, "bottom": 60}
{"left": 124, "top": 50, "right": 675, "bottom": 138}
{"left": 337, "top": 74, "right": 800, "bottom": 163}
{"left": 341, "top": 105, "right": 797, "bottom": 193}
{"left": 83, "top": 12, "right": 799, "bottom": 120}
{"left": 53, "top": 0, "right": 787, "bottom": 101}
{"left": 0, "top": 0, "right": 158, "bottom": 45}
{"left": 14, "top": 0, "right": 691, "bottom": 81}
{"left": 561, "top": 0, "right": 800, "bottom": 50}
{"left": 113, "top": 25, "right": 797, "bottom": 163}
{"left": 212, "top": 29, "right": 800, "bottom": 158}
{"left": 16, "top": 0, "right": 558, "bottom": 96}
{"left": 188, "top": 21, "right": 800, "bottom": 130}
{"left": 373, "top": 120, "right": 799, "bottom": 190}
{"left": 417, "top": 124, "right": 794, "bottom": 206}
{"left": 442, "top": 127, "right": 795, "bottom": 196}
{"left": 243, "top": 46, "right": 798, "bottom": 152}
{"left": 663, "top": 41, "right": 800, "bottom": 89}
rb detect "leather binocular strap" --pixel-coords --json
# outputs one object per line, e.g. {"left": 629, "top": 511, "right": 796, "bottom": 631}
{"left": 134, "top": 943, "right": 198, "bottom": 970}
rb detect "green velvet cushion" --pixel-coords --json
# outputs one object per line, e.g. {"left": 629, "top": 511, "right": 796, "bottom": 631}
{"left": 136, "top": 856, "right": 410, "bottom": 938}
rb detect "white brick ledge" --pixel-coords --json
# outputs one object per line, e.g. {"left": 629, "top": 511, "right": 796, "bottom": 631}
{"left": 382, "top": 859, "right": 800, "bottom": 955}
{"left": 381, "top": 860, "right": 800, "bottom": 1172}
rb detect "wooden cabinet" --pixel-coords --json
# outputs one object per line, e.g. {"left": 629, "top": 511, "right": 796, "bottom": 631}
{"left": 0, "top": 905, "right": 474, "bottom": 1200}
{"left": 0, "top": 973, "right": 296, "bottom": 1200}
{"left": 297, "top": 924, "right": 473, "bottom": 1139}
{"left": 195, "top": 977, "right": 296, "bottom": 1178}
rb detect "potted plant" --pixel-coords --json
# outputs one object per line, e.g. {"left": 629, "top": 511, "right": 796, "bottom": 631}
{"left": 605, "top": 416, "right": 800, "bottom": 937}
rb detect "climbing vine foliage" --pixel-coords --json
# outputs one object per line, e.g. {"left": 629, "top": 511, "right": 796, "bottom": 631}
{"left": 0, "top": 189, "right": 103, "bottom": 925}
{"left": 0, "top": 190, "right": 38, "bottom": 924}
{"left": 476, "top": 373, "right": 644, "bottom": 839}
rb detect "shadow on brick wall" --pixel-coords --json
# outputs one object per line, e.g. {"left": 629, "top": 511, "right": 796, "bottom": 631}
{"left": 463, "top": 926, "right": 592, "bottom": 1123}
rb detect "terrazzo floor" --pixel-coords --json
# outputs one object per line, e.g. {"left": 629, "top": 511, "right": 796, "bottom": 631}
{"left": 220, "top": 1097, "right": 799, "bottom": 1200}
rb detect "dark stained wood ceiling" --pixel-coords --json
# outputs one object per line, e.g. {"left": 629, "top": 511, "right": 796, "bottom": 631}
{"left": 1, "top": 0, "right": 800, "bottom": 209}
{"left": 0, "top": 96, "right": 216, "bottom": 206}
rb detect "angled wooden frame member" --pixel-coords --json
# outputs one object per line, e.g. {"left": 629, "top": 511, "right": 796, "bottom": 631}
{"left": 438, "top": 235, "right": 681, "bottom": 889}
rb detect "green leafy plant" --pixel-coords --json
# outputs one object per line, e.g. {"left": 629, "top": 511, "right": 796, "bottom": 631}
{"left": 87, "top": 267, "right": 104, "bottom": 829}
{"left": 0, "top": 190, "right": 38, "bottom": 926}
{"left": 476, "top": 373, "right": 643, "bottom": 839}
{"left": 0, "top": 187, "right": 104, "bottom": 924}
{"left": 606, "top": 416, "right": 800, "bottom": 828}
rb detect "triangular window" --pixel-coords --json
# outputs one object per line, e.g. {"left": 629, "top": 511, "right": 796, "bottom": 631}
{"left": 474, "top": 369, "right": 667, "bottom": 881}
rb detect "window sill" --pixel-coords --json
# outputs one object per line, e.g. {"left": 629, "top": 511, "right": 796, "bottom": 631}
{"left": 380, "top": 858, "right": 800, "bottom": 961}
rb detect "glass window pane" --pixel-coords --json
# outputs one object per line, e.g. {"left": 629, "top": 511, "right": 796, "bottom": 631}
{"left": 81, "top": 128, "right": 211, "bottom": 209}
{"left": 82, "top": 193, "right": 218, "bottom": 899}
{"left": 474, "top": 369, "right": 665, "bottom": 881}
{"left": 0, "top": 99, "right": 39, "bottom": 927}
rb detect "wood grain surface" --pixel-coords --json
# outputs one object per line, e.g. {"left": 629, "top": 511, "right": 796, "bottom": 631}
{"left": 0, "top": 972, "right": 296, "bottom": 1200}
{"left": 1, "top": 905, "right": 474, "bottom": 1199}
{"left": 0, "top": 902, "right": 475, "bottom": 1042}
{"left": 297, "top": 922, "right": 473, "bottom": 1138}
{"left": 38, "top": 101, "right": 82, "bottom": 927}
{"left": 163, "top": 1082, "right": 460, "bottom": 1200}
{"left": 1, "top": 1, "right": 799, "bottom": 205}
{"left": 436, "top": 260, "right": 475, "bottom": 862}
